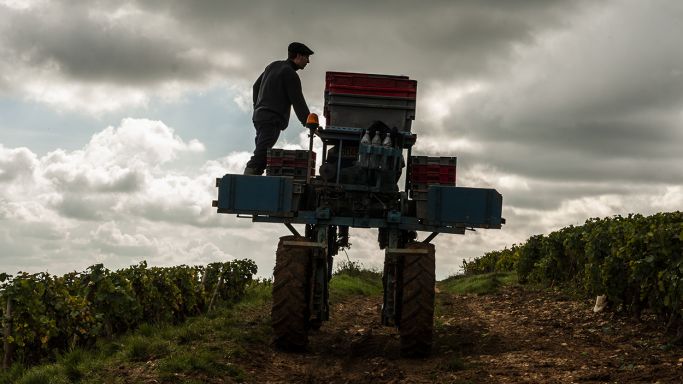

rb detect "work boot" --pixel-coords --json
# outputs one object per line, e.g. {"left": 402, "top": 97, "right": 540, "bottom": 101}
{"left": 243, "top": 167, "right": 260, "bottom": 175}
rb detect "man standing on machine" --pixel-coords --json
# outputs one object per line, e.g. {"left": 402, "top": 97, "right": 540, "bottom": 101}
{"left": 243, "top": 42, "right": 314, "bottom": 175}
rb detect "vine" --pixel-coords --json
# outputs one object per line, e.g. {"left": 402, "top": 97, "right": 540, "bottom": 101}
{"left": 0, "top": 259, "right": 257, "bottom": 366}
{"left": 464, "top": 211, "right": 683, "bottom": 333}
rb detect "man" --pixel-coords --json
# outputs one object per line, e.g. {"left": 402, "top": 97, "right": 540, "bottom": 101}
{"left": 243, "top": 42, "right": 314, "bottom": 175}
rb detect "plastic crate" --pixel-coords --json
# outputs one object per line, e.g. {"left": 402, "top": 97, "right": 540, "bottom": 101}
{"left": 266, "top": 158, "right": 310, "bottom": 168}
{"left": 411, "top": 166, "right": 456, "bottom": 184}
{"left": 268, "top": 149, "right": 315, "bottom": 164}
{"left": 411, "top": 174, "right": 456, "bottom": 185}
{"left": 410, "top": 190, "right": 429, "bottom": 219}
{"left": 324, "top": 71, "right": 417, "bottom": 132}
{"left": 325, "top": 72, "right": 417, "bottom": 99}
{"left": 266, "top": 165, "right": 315, "bottom": 180}
{"left": 324, "top": 93, "right": 416, "bottom": 132}
{"left": 409, "top": 159, "right": 457, "bottom": 187}
{"left": 411, "top": 156, "right": 457, "bottom": 166}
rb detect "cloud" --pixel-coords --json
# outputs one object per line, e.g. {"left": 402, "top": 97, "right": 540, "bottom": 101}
{"left": 40, "top": 119, "right": 202, "bottom": 197}
{"left": 0, "top": 145, "right": 37, "bottom": 182}
{"left": 0, "top": 1, "right": 242, "bottom": 113}
{"left": 89, "top": 221, "right": 157, "bottom": 257}
{"left": 1, "top": 114, "right": 682, "bottom": 279}
{"left": 0, "top": 0, "right": 589, "bottom": 115}
{"left": 2, "top": 1, "right": 683, "bottom": 279}
{"left": 410, "top": 0, "right": 683, "bottom": 219}
{"left": 0, "top": 118, "right": 288, "bottom": 275}
{"left": 0, "top": 117, "right": 351, "bottom": 276}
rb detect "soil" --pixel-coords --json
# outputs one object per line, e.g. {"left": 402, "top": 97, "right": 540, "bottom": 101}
{"left": 238, "top": 286, "right": 683, "bottom": 384}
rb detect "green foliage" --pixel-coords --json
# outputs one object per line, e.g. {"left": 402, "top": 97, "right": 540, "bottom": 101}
{"left": 517, "top": 235, "right": 544, "bottom": 283}
{"left": 334, "top": 259, "right": 381, "bottom": 279}
{"left": 461, "top": 246, "right": 520, "bottom": 276}
{"left": 466, "top": 211, "right": 683, "bottom": 330}
{"left": 157, "top": 350, "right": 244, "bottom": 381}
{"left": 329, "top": 274, "right": 383, "bottom": 302}
{"left": 439, "top": 272, "right": 517, "bottom": 295}
{"left": 329, "top": 261, "right": 383, "bottom": 302}
{"left": 125, "top": 336, "right": 170, "bottom": 362}
{"left": 2, "top": 280, "right": 273, "bottom": 383}
{"left": 0, "top": 259, "right": 258, "bottom": 367}
{"left": 14, "top": 364, "right": 69, "bottom": 384}
{"left": 58, "top": 348, "right": 88, "bottom": 381}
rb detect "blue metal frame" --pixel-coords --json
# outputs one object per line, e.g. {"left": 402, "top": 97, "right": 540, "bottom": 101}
{"left": 216, "top": 175, "right": 293, "bottom": 216}
{"left": 215, "top": 174, "right": 504, "bottom": 235}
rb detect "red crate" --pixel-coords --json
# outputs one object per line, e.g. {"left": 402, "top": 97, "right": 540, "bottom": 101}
{"left": 411, "top": 174, "right": 456, "bottom": 184}
{"left": 411, "top": 156, "right": 457, "bottom": 166}
{"left": 325, "top": 72, "right": 417, "bottom": 99}
{"left": 266, "top": 166, "right": 315, "bottom": 179}
{"left": 411, "top": 164, "right": 456, "bottom": 174}
{"left": 267, "top": 149, "right": 315, "bottom": 168}
{"left": 267, "top": 158, "right": 310, "bottom": 168}
{"left": 409, "top": 164, "right": 456, "bottom": 185}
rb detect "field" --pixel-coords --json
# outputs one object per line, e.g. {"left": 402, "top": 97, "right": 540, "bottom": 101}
{"left": 5, "top": 270, "right": 682, "bottom": 383}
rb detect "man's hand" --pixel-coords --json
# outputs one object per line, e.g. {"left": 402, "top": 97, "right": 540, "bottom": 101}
{"left": 305, "top": 113, "right": 319, "bottom": 129}
{"left": 305, "top": 113, "right": 319, "bottom": 135}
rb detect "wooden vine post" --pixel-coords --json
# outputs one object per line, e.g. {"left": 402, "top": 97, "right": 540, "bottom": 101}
{"left": 2, "top": 297, "right": 12, "bottom": 370}
{"left": 208, "top": 274, "right": 223, "bottom": 312}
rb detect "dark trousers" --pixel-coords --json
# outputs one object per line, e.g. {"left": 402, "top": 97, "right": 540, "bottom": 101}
{"left": 245, "top": 120, "right": 283, "bottom": 174}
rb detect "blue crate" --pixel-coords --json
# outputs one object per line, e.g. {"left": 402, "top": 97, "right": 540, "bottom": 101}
{"left": 427, "top": 186, "right": 503, "bottom": 228}
{"left": 217, "top": 174, "right": 293, "bottom": 215}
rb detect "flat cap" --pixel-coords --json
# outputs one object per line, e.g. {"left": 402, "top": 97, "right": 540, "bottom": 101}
{"left": 288, "top": 42, "right": 314, "bottom": 55}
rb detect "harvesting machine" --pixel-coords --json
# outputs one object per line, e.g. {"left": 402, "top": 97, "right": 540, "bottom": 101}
{"left": 213, "top": 72, "right": 504, "bottom": 356}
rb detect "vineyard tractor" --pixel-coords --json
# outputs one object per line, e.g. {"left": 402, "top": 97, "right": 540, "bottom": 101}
{"left": 213, "top": 72, "right": 504, "bottom": 356}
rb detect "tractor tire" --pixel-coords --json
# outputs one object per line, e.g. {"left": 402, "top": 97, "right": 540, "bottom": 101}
{"left": 272, "top": 235, "right": 311, "bottom": 350}
{"left": 399, "top": 242, "right": 435, "bottom": 357}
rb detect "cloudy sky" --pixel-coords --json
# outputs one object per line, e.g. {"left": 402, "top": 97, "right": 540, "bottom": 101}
{"left": 1, "top": 0, "right": 682, "bottom": 279}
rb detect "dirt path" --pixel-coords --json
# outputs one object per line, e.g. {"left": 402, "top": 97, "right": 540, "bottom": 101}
{"left": 240, "top": 287, "right": 683, "bottom": 383}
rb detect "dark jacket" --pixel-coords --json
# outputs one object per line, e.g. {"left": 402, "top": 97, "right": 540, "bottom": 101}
{"left": 252, "top": 60, "right": 309, "bottom": 128}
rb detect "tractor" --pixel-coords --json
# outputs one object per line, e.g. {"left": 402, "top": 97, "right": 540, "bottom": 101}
{"left": 213, "top": 71, "right": 504, "bottom": 356}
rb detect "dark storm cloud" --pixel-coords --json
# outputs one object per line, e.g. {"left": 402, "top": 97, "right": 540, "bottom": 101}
{"left": 132, "top": 0, "right": 589, "bottom": 82}
{"left": 503, "top": 181, "right": 664, "bottom": 211}
{"left": 0, "top": 0, "right": 589, "bottom": 89}
{"left": 2, "top": 0, "right": 683, "bottom": 278}
{"left": 0, "top": 2, "right": 233, "bottom": 86}
{"left": 432, "top": 0, "right": 683, "bottom": 192}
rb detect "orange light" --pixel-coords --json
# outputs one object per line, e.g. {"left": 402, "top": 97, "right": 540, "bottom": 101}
{"left": 306, "top": 113, "right": 319, "bottom": 127}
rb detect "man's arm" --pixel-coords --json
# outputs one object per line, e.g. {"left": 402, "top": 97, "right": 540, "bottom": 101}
{"left": 285, "top": 71, "right": 310, "bottom": 126}
{"left": 252, "top": 73, "right": 263, "bottom": 107}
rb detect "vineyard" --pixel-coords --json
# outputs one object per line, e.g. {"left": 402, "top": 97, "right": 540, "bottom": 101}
{"left": 463, "top": 211, "right": 683, "bottom": 337}
{"left": 0, "top": 259, "right": 257, "bottom": 367}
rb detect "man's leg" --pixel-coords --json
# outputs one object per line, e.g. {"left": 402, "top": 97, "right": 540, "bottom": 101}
{"left": 244, "top": 120, "right": 281, "bottom": 175}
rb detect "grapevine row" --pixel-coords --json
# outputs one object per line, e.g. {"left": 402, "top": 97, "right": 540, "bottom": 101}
{"left": 0, "top": 259, "right": 257, "bottom": 366}
{"left": 463, "top": 211, "right": 683, "bottom": 331}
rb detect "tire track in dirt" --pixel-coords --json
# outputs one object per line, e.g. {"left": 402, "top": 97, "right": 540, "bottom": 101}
{"left": 243, "top": 286, "right": 683, "bottom": 383}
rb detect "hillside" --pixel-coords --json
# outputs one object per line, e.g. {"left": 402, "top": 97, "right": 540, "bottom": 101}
{"left": 5, "top": 271, "right": 682, "bottom": 383}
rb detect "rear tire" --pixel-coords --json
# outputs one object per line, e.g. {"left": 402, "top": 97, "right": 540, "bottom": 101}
{"left": 272, "top": 235, "right": 311, "bottom": 350}
{"left": 399, "top": 242, "right": 435, "bottom": 357}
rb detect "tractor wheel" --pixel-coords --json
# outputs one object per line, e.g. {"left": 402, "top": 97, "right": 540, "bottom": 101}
{"left": 399, "top": 242, "right": 435, "bottom": 357}
{"left": 272, "top": 235, "right": 311, "bottom": 350}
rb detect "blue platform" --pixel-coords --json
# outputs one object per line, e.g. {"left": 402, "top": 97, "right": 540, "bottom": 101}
{"left": 217, "top": 175, "right": 293, "bottom": 215}
{"left": 215, "top": 174, "right": 503, "bottom": 232}
{"left": 427, "top": 186, "right": 503, "bottom": 228}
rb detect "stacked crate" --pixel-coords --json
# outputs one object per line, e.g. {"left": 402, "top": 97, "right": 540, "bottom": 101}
{"left": 266, "top": 149, "right": 316, "bottom": 180}
{"left": 409, "top": 156, "right": 457, "bottom": 218}
{"left": 324, "top": 71, "right": 417, "bottom": 132}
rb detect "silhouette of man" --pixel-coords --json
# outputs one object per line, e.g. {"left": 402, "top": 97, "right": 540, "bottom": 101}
{"left": 244, "top": 42, "right": 314, "bottom": 175}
